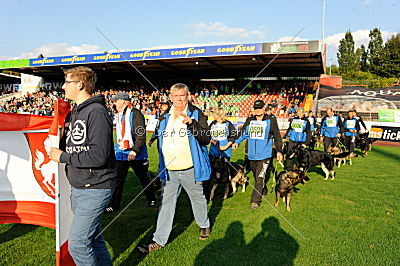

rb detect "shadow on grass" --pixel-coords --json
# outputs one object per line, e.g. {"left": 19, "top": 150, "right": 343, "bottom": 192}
{"left": 370, "top": 147, "right": 400, "bottom": 161}
{"left": 120, "top": 227, "right": 155, "bottom": 265}
{"left": 0, "top": 224, "right": 37, "bottom": 245}
{"left": 208, "top": 188, "right": 225, "bottom": 228}
{"left": 103, "top": 170, "right": 161, "bottom": 265}
{"left": 194, "top": 217, "right": 299, "bottom": 265}
{"left": 307, "top": 166, "right": 326, "bottom": 179}
{"left": 114, "top": 168, "right": 218, "bottom": 264}
{"left": 121, "top": 189, "right": 197, "bottom": 264}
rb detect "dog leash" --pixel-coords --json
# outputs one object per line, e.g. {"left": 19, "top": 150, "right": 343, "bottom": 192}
{"left": 335, "top": 136, "right": 348, "bottom": 151}
{"left": 271, "top": 158, "right": 279, "bottom": 190}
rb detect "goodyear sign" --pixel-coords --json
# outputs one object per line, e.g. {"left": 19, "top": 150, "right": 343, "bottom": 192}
{"left": 30, "top": 54, "right": 121, "bottom": 67}
{"left": 0, "top": 41, "right": 320, "bottom": 69}
{"left": 0, "top": 43, "right": 263, "bottom": 69}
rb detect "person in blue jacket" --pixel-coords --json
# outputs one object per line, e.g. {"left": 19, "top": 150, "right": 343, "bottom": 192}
{"left": 139, "top": 83, "right": 211, "bottom": 253}
{"left": 209, "top": 107, "right": 236, "bottom": 163}
{"left": 283, "top": 107, "right": 312, "bottom": 170}
{"left": 232, "top": 100, "right": 283, "bottom": 210}
{"left": 343, "top": 110, "right": 360, "bottom": 154}
{"left": 320, "top": 108, "right": 344, "bottom": 152}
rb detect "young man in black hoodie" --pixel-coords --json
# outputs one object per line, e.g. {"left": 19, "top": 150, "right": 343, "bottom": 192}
{"left": 50, "top": 66, "right": 116, "bottom": 266}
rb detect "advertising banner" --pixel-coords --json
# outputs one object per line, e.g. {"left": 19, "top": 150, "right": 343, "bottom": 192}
{"left": 369, "top": 126, "right": 400, "bottom": 142}
{"left": 378, "top": 109, "right": 400, "bottom": 122}
{"left": 263, "top": 40, "right": 321, "bottom": 54}
{"left": 318, "top": 85, "right": 400, "bottom": 112}
{"left": 27, "top": 43, "right": 263, "bottom": 67}
{"left": 0, "top": 99, "right": 74, "bottom": 265}
{"left": 20, "top": 73, "right": 43, "bottom": 94}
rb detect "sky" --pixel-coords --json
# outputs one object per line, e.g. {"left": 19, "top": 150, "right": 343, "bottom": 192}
{"left": 0, "top": 0, "right": 399, "bottom": 65}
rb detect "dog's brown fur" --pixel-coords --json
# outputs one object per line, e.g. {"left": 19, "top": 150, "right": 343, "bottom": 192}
{"left": 327, "top": 146, "right": 358, "bottom": 167}
{"left": 230, "top": 165, "right": 247, "bottom": 195}
{"left": 327, "top": 146, "right": 345, "bottom": 167}
{"left": 210, "top": 158, "right": 247, "bottom": 200}
{"left": 315, "top": 135, "right": 324, "bottom": 149}
{"left": 274, "top": 169, "right": 309, "bottom": 211}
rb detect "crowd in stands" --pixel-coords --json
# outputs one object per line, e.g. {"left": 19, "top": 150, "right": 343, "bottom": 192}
{"left": 0, "top": 89, "right": 63, "bottom": 115}
{"left": 0, "top": 86, "right": 18, "bottom": 97}
{"left": 0, "top": 80, "right": 318, "bottom": 118}
{"left": 193, "top": 81, "right": 318, "bottom": 117}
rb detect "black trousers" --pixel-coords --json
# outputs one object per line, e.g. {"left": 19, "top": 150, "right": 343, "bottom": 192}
{"left": 249, "top": 158, "right": 272, "bottom": 204}
{"left": 344, "top": 135, "right": 356, "bottom": 152}
{"left": 323, "top": 137, "right": 338, "bottom": 152}
{"left": 108, "top": 159, "right": 155, "bottom": 209}
{"left": 244, "top": 154, "right": 250, "bottom": 172}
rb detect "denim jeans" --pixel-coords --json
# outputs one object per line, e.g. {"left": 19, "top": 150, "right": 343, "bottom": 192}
{"left": 153, "top": 167, "right": 210, "bottom": 246}
{"left": 69, "top": 187, "right": 113, "bottom": 266}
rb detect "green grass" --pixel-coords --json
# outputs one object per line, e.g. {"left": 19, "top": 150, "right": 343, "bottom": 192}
{"left": 1, "top": 133, "right": 399, "bottom": 265}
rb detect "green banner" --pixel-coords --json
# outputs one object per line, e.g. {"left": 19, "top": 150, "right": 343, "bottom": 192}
{"left": 378, "top": 109, "right": 400, "bottom": 122}
{"left": 0, "top": 59, "right": 30, "bottom": 69}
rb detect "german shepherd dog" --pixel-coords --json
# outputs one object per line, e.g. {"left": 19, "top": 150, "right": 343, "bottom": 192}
{"left": 358, "top": 132, "right": 375, "bottom": 156}
{"left": 288, "top": 146, "right": 336, "bottom": 180}
{"left": 313, "top": 128, "right": 324, "bottom": 149}
{"left": 327, "top": 146, "right": 346, "bottom": 167}
{"left": 210, "top": 157, "right": 247, "bottom": 200}
{"left": 274, "top": 169, "right": 310, "bottom": 211}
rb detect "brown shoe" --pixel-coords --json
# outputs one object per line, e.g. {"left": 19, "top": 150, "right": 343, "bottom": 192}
{"left": 199, "top": 227, "right": 211, "bottom": 240}
{"left": 138, "top": 241, "right": 164, "bottom": 254}
{"left": 250, "top": 202, "right": 260, "bottom": 209}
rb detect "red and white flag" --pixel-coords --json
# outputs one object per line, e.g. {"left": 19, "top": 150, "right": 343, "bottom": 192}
{"left": 0, "top": 98, "right": 74, "bottom": 265}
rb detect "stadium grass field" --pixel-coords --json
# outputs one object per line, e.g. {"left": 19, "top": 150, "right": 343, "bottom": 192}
{"left": 0, "top": 133, "right": 399, "bottom": 265}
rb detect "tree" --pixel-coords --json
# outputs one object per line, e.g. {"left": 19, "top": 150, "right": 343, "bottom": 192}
{"left": 381, "top": 33, "right": 400, "bottom": 78}
{"left": 337, "top": 31, "right": 357, "bottom": 74}
{"left": 355, "top": 47, "right": 363, "bottom": 71}
{"left": 359, "top": 45, "right": 368, "bottom": 72}
{"left": 367, "top": 28, "right": 384, "bottom": 75}
{"left": 326, "top": 64, "right": 340, "bottom": 76}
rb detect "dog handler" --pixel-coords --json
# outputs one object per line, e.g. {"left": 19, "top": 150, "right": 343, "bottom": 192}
{"left": 209, "top": 107, "right": 236, "bottom": 162}
{"left": 320, "top": 108, "right": 344, "bottom": 152}
{"left": 232, "top": 100, "right": 283, "bottom": 209}
{"left": 343, "top": 110, "right": 360, "bottom": 154}
{"left": 283, "top": 107, "right": 312, "bottom": 170}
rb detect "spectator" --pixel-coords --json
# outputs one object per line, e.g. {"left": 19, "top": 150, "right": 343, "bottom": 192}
{"left": 139, "top": 83, "right": 211, "bottom": 253}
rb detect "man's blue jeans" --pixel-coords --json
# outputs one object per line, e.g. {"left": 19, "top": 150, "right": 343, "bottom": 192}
{"left": 153, "top": 167, "right": 210, "bottom": 246}
{"left": 69, "top": 187, "right": 113, "bottom": 266}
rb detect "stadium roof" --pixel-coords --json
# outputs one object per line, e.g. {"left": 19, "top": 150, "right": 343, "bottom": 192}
{"left": 0, "top": 72, "right": 21, "bottom": 80}
{"left": 0, "top": 41, "right": 324, "bottom": 80}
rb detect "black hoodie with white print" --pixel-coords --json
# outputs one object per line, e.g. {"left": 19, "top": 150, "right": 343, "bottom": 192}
{"left": 60, "top": 95, "right": 117, "bottom": 189}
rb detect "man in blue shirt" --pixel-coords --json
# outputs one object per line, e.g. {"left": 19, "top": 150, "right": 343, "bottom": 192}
{"left": 343, "top": 110, "right": 360, "bottom": 154}
{"left": 283, "top": 108, "right": 312, "bottom": 170}
{"left": 320, "top": 108, "right": 344, "bottom": 152}
{"left": 232, "top": 100, "right": 283, "bottom": 209}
